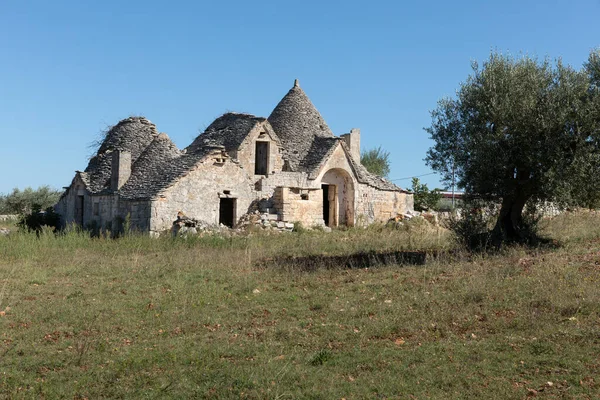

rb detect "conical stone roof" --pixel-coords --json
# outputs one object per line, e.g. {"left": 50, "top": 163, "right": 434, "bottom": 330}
{"left": 268, "top": 80, "right": 334, "bottom": 171}
{"left": 95, "top": 117, "right": 159, "bottom": 160}
{"left": 84, "top": 117, "right": 159, "bottom": 193}
{"left": 187, "top": 113, "right": 265, "bottom": 156}
{"left": 120, "top": 133, "right": 182, "bottom": 199}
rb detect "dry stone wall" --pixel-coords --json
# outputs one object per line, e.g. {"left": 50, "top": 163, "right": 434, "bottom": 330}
{"left": 355, "top": 185, "right": 413, "bottom": 225}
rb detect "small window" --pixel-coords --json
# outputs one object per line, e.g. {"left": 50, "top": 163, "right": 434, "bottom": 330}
{"left": 223, "top": 190, "right": 231, "bottom": 195}
{"left": 255, "top": 142, "right": 269, "bottom": 175}
{"left": 93, "top": 202, "right": 99, "bottom": 216}
{"left": 301, "top": 194, "right": 309, "bottom": 201}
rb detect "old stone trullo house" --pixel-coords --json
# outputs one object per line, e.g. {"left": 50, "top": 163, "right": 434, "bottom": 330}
{"left": 55, "top": 80, "right": 413, "bottom": 234}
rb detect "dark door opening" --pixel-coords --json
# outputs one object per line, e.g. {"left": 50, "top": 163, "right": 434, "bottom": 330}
{"left": 75, "top": 195, "right": 84, "bottom": 226}
{"left": 255, "top": 142, "right": 269, "bottom": 175}
{"left": 322, "top": 185, "right": 330, "bottom": 227}
{"left": 219, "top": 198, "right": 236, "bottom": 228}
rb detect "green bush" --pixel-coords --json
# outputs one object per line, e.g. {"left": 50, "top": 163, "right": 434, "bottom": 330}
{"left": 17, "top": 206, "right": 61, "bottom": 234}
{"left": 443, "top": 202, "right": 496, "bottom": 252}
{"left": 0, "top": 186, "right": 62, "bottom": 215}
{"left": 411, "top": 178, "right": 443, "bottom": 212}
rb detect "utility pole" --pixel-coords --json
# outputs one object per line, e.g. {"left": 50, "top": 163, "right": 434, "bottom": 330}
{"left": 451, "top": 160, "right": 455, "bottom": 208}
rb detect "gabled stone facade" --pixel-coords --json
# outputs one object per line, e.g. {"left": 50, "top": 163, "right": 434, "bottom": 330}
{"left": 55, "top": 80, "right": 413, "bottom": 234}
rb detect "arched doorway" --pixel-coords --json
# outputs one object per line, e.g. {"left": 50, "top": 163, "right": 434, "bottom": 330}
{"left": 320, "top": 168, "right": 355, "bottom": 227}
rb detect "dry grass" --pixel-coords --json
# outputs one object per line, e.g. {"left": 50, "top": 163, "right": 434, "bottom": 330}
{"left": 0, "top": 213, "right": 599, "bottom": 398}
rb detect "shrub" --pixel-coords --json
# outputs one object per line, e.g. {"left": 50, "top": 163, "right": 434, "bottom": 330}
{"left": 411, "top": 178, "right": 443, "bottom": 212}
{"left": 18, "top": 206, "right": 61, "bottom": 234}
{"left": 293, "top": 221, "right": 308, "bottom": 233}
{"left": 0, "top": 186, "right": 62, "bottom": 215}
{"left": 443, "top": 201, "right": 496, "bottom": 252}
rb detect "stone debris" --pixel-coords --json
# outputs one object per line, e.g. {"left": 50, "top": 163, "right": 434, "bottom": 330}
{"left": 171, "top": 210, "right": 300, "bottom": 237}
{"left": 171, "top": 213, "right": 221, "bottom": 236}
{"left": 236, "top": 210, "right": 295, "bottom": 233}
{"left": 0, "top": 228, "right": 10, "bottom": 236}
{"left": 386, "top": 210, "right": 443, "bottom": 228}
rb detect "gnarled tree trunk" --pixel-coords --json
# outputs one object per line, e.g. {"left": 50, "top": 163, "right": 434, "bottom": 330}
{"left": 492, "top": 191, "right": 531, "bottom": 246}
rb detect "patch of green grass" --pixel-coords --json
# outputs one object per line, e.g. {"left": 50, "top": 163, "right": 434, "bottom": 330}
{"left": 0, "top": 213, "right": 599, "bottom": 398}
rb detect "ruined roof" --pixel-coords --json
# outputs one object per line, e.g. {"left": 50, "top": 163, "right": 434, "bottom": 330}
{"left": 120, "top": 153, "right": 209, "bottom": 200}
{"left": 118, "top": 113, "right": 268, "bottom": 201}
{"left": 187, "top": 113, "right": 266, "bottom": 155}
{"left": 76, "top": 85, "right": 404, "bottom": 200}
{"left": 268, "top": 80, "right": 334, "bottom": 171}
{"left": 84, "top": 117, "right": 159, "bottom": 193}
{"left": 119, "top": 133, "right": 182, "bottom": 199}
{"left": 95, "top": 116, "right": 159, "bottom": 159}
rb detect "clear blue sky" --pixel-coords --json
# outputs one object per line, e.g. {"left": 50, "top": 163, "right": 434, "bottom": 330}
{"left": 1, "top": 0, "right": 599, "bottom": 194}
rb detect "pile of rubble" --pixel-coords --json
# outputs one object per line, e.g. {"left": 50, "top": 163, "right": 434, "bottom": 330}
{"left": 386, "top": 210, "right": 440, "bottom": 227}
{"left": 171, "top": 213, "right": 225, "bottom": 236}
{"left": 171, "top": 211, "right": 296, "bottom": 237}
{"left": 236, "top": 210, "right": 295, "bottom": 232}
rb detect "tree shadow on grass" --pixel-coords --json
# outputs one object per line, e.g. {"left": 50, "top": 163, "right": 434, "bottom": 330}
{"left": 258, "top": 250, "right": 437, "bottom": 272}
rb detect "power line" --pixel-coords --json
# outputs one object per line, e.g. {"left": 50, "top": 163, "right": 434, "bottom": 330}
{"left": 389, "top": 172, "right": 437, "bottom": 182}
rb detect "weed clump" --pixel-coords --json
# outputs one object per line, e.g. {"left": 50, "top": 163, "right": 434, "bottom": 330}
{"left": 309, "top": 349, "right": 331, "bottom": 366}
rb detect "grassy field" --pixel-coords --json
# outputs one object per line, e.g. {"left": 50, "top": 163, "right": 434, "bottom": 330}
{"left": 1, "top": 214, "right": 599, "bottom": 399}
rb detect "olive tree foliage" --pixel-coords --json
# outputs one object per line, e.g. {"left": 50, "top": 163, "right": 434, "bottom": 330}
{"left": 0, "top": 186, "right": 63, "bottom": 215}
{"left": 361, "top": 146, "right": 391, "bottom": 177}
{"left": 426, "top": 50, "right": 600, "bottom": 245}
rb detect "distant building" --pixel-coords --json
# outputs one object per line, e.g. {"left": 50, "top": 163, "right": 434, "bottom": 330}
{"left": 437, "top": 191, "right": 464, "bottom": 211}
{"left": 55, "top": 80, "right": 413, "bottom": 234}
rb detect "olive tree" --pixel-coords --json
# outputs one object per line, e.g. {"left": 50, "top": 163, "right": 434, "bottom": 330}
{"left": 0, "top": 186, "right": 63, "bottom": 215}
{"left": 426, "top": 50, "right": 600, "bottom": 244}
{"left": 361, "top": 146, "right": 391, "bottom": 177}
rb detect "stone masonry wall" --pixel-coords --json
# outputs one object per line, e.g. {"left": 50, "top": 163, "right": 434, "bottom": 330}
{"left": 58, "top": 115, "right": 414, "bottom": 234}
{"left": 149, "top": 156, "right": 255, "bottom": 234}
{"left": 259, "top": 171, "right": 310, "bottom": 195}
{"left": 235, "top": 122, "right": 284, "bottom": 179}
{"left": 274, "top": 187, "right": 324, "bottom": 227}
{"left": 69, "top": 194, "right": 151, "bottom": 233}
{"left": 90, "top": 195, "right": 116, "bottom": 230}
{"left": 121, "top": 200, "right": 151, "bottom": 232}
{"left": 54, "top": 175, "right": 92, "bottom": 228}
{"left": 355, "top": 185, "right": 413, "bottom": 225}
